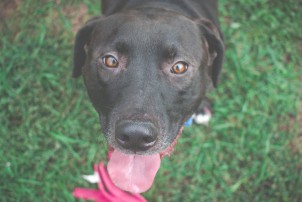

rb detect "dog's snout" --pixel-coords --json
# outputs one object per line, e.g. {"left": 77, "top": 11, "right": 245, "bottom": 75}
{"left": 116, "top": 120, "right": 157, "bottom": 152}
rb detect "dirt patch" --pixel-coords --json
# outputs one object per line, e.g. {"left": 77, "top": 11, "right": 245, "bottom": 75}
{"left": 298, "top": 105, "right": 302, "bottom": 131}
{"left": 0, "top": 0, "right": 19, "bottom": 32}
{"left": 49, "top": 2, "right": 90, "bottom": 34}
{"left": 289, "top": 106, "right": 302, "bottom": 154}
{"left": 0, "top": 0, "right": 19, "bottom": 19}
{"left": 289, "top": 133, "right": 302, "bottom": 154}
{"left": 283, "top": 133, "right": 301, "bottom": 160}
{"left": 292, "top": 42, "right": 302, "bottom": 153}
{"left": 61, "top": 3, "right": 89, "bottom": 33}
{"left": 299, "top": 44, "right": 302, "bottom": 58}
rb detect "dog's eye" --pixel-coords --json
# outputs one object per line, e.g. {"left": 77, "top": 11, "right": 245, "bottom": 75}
{"left": 170, "top": 62, "right": 188, "bottom": 74}
{"left": 102, "top": 55, "right": 119, "bottom": 68}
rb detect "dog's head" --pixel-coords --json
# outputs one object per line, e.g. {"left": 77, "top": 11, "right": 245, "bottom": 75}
{"left": 73, "top": 8, "right": 223, "bottom": 193}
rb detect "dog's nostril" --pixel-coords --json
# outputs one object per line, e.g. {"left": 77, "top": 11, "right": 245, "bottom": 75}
{"left": 143, "top": 136, "right": 156, "bottom": 144}
{"left": 119, "top": 134, "right": 130, "bottom": 142}
{"left": 116, "top": 120, "right": 158, "bottom": 151}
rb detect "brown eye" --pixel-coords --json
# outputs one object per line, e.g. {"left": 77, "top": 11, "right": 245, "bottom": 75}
{"left": 102, "top": 55, "right": 119, "bottom": 68}
{"left": 171, "top": 62, "right": 188, "bottom": 74}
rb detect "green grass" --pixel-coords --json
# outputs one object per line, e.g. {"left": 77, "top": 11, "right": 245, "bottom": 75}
{"left": 1, "top": 0, "right": 301, "bottom": 201}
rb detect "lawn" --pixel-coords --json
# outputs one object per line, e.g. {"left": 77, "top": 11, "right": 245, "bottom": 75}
{"left": 0, "top": 0, "right": 301, "bottom": 201}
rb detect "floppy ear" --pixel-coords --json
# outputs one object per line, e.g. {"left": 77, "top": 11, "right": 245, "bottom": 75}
{"left": 198, "top": 19, "right": 224, "bottom": 87}
{"left": 73, "top": 17, "right": 101, "bottom": 78}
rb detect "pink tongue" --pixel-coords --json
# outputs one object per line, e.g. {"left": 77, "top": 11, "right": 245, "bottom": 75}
{"left": 107, "top": 150, "right": 161, "bottom": 193}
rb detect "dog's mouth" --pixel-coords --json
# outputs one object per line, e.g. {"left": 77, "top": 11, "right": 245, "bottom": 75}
{"left": 107, "top": 126, "right": 183, "bottom": 193}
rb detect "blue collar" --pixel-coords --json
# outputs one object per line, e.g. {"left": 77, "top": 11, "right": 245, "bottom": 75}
{"left": 184, "top": 117, "right": 193, "bottom": 127}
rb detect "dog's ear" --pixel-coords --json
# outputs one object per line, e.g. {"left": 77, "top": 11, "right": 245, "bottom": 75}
{"left": 73, "top": 17, "right": 101, "bottom": 78}
{"left": 197, "top": 19, "right": 224, "bottom": 87}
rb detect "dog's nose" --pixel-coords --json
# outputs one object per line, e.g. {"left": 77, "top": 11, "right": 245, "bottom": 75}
{"left": 116, "top": 120, "right": 157, "bottom": 152}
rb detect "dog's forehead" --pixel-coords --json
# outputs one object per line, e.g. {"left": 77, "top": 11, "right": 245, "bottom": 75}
{"left": 92, "top": 11, "right": 202, "bottom": 56}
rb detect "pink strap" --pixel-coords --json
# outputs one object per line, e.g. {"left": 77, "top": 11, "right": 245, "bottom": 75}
{"left": 73, "top": 162, "right": 147, "bottom": 202}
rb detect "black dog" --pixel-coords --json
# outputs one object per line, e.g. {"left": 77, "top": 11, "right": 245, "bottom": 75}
{"left": 73, "top": 0, "right": 224, "bottom": 193}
